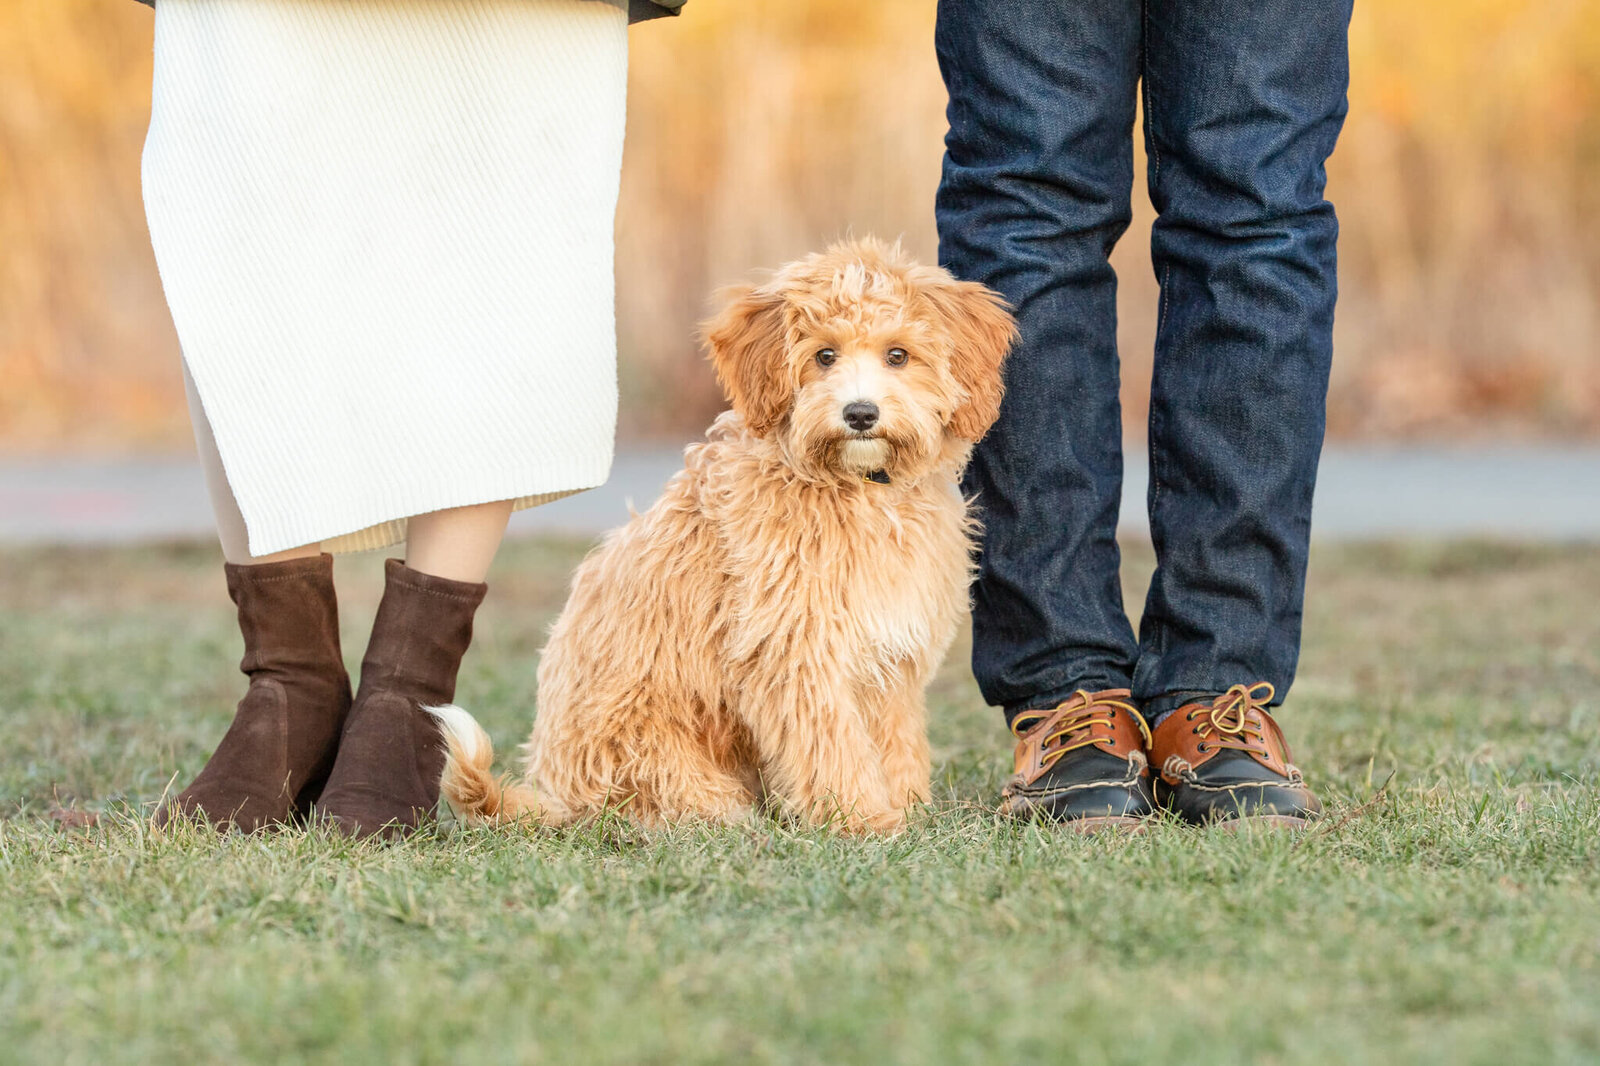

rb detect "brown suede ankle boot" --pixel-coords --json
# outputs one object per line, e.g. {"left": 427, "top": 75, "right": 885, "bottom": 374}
{"left": 314, "top": 559, "right": 487, "bottom": 839}
{"left": 154, "top": 553, "right": 351, "bottom": 832}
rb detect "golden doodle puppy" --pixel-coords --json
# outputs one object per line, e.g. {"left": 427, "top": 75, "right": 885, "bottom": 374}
{"left": 430, "top": 238, "right": 1015, "bottom": 834}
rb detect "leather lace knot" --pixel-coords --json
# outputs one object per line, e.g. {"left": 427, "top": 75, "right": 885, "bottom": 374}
{"left": 1012, "top": 689, "right": 1150, "bottom": 771}
{"left": 1188, "top": 682, "right": 1275, "bottom": 754}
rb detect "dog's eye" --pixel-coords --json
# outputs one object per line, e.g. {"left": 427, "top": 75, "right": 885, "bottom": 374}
{"left": 886, "top": 347, "right": 909, "bottom": 367}
{"left": 815, "top": 348, "right": 836, "bottom": 368}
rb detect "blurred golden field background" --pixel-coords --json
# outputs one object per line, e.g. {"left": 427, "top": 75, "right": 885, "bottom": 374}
{"left": 3, "top": 0, "right": 1598, "bottom": 453}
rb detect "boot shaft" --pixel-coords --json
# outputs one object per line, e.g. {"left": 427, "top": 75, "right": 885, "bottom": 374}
{"left": 357, "top": 559, "right": 488, "bottom": 707}
{"left": 225, "top": 554, "right": 348, "bottom": 684}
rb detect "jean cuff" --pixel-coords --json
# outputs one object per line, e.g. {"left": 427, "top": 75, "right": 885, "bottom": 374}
{"left": 1002, "top": 677, "right": 1136, "bottom": 729}
{"left": 1139, "top": 689, "right": 1221, "bottom": 720}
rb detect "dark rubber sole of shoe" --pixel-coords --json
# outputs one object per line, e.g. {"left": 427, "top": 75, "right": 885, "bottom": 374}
{"left": 1000, "top": 799, "right": 1153, "bottom": 830}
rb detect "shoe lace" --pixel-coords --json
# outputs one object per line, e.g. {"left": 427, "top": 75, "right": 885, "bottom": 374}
{"left": 1011, "top": 690, "right": 1150, "bottom": 771}
{"left": 1187, "top": 682, "right": 1275, "bottom": 755}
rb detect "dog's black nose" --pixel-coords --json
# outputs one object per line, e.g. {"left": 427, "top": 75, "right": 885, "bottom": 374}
{"left": 843, "top": 401, "right": 879, "bottom": 432}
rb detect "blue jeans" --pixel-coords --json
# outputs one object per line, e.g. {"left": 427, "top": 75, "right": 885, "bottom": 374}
{"left": 935, "top": 0, "right": 1352, "bottom": 722}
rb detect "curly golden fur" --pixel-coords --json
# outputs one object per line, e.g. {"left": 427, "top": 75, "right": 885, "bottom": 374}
{"left": 431, "top": 238, "right": 1016, "bottom": 834}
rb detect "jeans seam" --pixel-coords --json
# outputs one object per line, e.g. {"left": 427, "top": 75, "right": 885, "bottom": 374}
{"left": 1142, "top": 0, "right": 1167, "bottom": 524}
{"left": 1142, "top": 0, "right": 1170, "bottom": 670}
{"left": 1152, "top": 260, "right": 1171, "bottom": 524}
{"left": 1141, "top": 0, "right": 1160, "bottom": 189}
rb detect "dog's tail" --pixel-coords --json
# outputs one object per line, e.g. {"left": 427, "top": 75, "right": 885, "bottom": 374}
{"left": 425, "top": 705, "right": 541, "bottom": 826}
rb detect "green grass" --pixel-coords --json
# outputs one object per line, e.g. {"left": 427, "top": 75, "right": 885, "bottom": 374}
{"left": 3, "top": 538, "right": 1599, "bottom": 1065}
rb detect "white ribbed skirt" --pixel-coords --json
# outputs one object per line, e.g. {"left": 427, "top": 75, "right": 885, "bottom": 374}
{"left": 143, "top": 0, "right": 629, "bottom": 555}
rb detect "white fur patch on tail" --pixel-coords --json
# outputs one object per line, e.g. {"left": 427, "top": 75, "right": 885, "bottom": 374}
{"left": 423, "top": 703, "right": 539, "bottom": 825}
{"left": 425, "top": 703, "right": 488, "bottom": 763}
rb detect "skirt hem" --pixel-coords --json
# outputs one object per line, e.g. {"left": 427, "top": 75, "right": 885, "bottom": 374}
{"left": 252, "top": 473, "right": 608, "bottom": 550}
{"left": 314, "top": 486, "right": 596, "bottom": 555}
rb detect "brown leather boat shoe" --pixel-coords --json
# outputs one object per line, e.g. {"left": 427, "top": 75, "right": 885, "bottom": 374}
{"left": 998, "top": 688, "right": 1155, "bottom": 830}
{"left": 1149, "top": 682, "right": 1321, "bottom": 828}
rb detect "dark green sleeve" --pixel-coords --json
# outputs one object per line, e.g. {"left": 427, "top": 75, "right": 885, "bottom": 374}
{"left": 629, "top": 0, "right": 685, "bottom": 21}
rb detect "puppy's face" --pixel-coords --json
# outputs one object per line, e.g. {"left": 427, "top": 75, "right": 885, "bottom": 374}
{"left": 704, "top": 239, "right": 1017, "bottom": 483}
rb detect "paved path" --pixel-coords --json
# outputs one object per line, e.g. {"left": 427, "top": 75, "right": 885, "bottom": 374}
{"left": 2, "top": 445, "right": 1597, "bottom": 545}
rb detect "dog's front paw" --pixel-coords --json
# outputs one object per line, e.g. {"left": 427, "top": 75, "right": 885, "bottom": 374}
{"left": 842, "top": 805, "right": 907, "bottom": 837}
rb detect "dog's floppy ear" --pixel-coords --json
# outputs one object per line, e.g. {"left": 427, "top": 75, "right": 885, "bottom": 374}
{"left": 920, "top": 277, "right": 1018, "bottom": 441}
{"left": 704, "top": 283, "right": 792, "bottom": 436}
